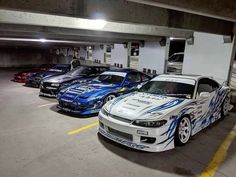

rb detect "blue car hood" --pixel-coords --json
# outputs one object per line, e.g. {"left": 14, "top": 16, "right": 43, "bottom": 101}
{"left": 62, "top": 81, "right": 119, "bottom": 100}
{"left": 44, "top": 74, "right": 83, "bottom": 84}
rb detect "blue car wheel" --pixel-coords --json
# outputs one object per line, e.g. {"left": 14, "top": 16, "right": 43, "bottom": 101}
{"left": 104, "top": 94, "right": 116, "bottom": 104}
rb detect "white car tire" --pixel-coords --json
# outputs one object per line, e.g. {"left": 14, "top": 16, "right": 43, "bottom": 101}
{"left": 175, "top": 117, "right": 192, "bottom": 146}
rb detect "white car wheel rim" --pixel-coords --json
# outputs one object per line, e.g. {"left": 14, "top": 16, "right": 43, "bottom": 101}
{"left": 223, "top": 97, "right": 230, "bottom": 116}
{"left": 178, "top": 118, "right": 191, "bottom": 144}
{"left": 105, "top": 95, "right": 115, "bottom": 103}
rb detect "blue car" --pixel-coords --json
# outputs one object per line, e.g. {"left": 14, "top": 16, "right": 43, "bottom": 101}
{"left": 57, "top": 69, "right": 151, "bottom": 115}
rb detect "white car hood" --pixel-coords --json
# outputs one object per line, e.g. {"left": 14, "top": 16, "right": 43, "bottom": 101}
{"left": 109, "top": 92, "right": 190, "bottom": 120}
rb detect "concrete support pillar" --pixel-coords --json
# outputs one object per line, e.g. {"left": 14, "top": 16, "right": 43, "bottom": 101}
{"left": 182, "top": 32, "right": 235, "bottom": 83}
{"left": 111, "top": 44, "right": 128, "bottom": 68}
{"left": 139, "top": 41, "right": 166, "bottom": 74}
{"left": 92, "top": 45, "right": 105, "bottom": 63}
{"left": 78, "top": 47, "right": 87, "bottom": 60}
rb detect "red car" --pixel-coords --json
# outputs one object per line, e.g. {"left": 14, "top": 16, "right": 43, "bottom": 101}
{"left": 13, "top": 64, "right": 55, "bottom": 83}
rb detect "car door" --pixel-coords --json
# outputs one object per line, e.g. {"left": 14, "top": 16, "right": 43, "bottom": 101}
{"left": 195, "top": 78, "right": 217, "bottom": 130}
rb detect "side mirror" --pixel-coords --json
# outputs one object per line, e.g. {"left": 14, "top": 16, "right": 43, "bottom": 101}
{"left": 199, "top": 92, "right": 210, "bottom": 98}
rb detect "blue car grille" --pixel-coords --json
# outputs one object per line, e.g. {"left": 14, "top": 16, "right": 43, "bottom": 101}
{"left": 43, "top": 82, "right": 51, "bottom": 88}
{"left": 59, "top": 101, "right": 94, "bottom": 111}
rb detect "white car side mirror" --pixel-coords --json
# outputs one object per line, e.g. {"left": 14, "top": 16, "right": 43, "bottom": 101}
{"left": 199, "top": 92, "right": 210, "bottom": 98}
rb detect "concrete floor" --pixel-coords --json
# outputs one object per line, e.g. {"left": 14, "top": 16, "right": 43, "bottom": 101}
{"left": 0, "top": 70, "right": 236, "bottom": 177}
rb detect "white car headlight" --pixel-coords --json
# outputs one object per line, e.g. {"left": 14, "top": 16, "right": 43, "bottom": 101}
{"left": 132, "top": 120, "right": 167, "bottom": 128}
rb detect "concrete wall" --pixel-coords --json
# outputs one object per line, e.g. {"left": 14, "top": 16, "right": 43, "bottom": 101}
{"left": 182, "top": 32, "right": 234, "bottom": 83}
{"left": 111, "top": 44, "right": 128, "bottom": 67}
{"left": 139, "top": 41, "right": 166, "bottom": 74}
{"left": 0, "top": 48, "right": 54, "bottom": 68}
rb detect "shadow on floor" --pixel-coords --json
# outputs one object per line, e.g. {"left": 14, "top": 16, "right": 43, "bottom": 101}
{"left": 50, "top": 105, "right": 98, "bottom": 119}
{"left": 97, "top": 113, "right": 236, "bottom": 177}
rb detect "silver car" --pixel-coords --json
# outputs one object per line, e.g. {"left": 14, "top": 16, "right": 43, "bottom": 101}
{"left": 167, "top": 52, "right": 184, "bottom": 73}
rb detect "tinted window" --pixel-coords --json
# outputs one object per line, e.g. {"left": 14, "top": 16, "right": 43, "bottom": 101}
{"left": 141, "top": 73, "right": 150, "bottom": 82}
{"left": 127, "top": 72, "right": 141, "bottom": 83}
{"left": 210, "top": 80, "right": 219, "bottom": 91}
{"left": 168, "top": 54, "right": 184, "bottom": 62}
{"left": 100, "top": 67, "right": 108, "bottom": 72}
{"left": 139, "top": 81, "right": 195, "bottom": 99}
{"left": 49, "top": 65, "right": 69, "bottom": 72}
{"left": 97, "top": 74, "right": 124, "bottom": 85}
{"left": 197, "top": 78, "right": 217, "bottom": 94}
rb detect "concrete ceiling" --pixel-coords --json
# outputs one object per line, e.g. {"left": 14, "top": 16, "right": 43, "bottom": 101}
{"left": 0, "top": 0, "right": 234, "bottom": 48}
{"left": 127, "top": 0, "right": 236, "bottom": 22}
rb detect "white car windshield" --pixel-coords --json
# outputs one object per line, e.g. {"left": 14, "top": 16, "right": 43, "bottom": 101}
{"left": 139, "top": 81, "right": 195, "bottom": 99}
{"left": 96, "top": 74, "right": 124, "bottom": 85}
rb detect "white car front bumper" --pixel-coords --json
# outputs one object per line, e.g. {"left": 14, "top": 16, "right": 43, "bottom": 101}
{"left": 98, "top": 111, "right": 175, "bottom": 152}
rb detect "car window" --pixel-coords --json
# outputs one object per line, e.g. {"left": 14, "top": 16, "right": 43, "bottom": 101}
{"left": 209, "top": 79, "right": 219, "bottom": 91}
{"left": 168, "top": 54, "right": 184, "bottom": 62}
{"left": 99, "top": 67, "right": 107, "bottom": 72}
{"left": 197, "top": 78, "right": 216, "bottom": 94}
{"left": 126, "top": 72, "right": 141, "bottom": 83}
{"left": 141, "top": 73, "right": 150, "bottom": 82}
{"left": 139, "top": 81, "right": 195, "bottom": 99}
{"left": 97, "top": 74, "right": 124, "bottom": 85}
{"left": 81, "top": 68, "right": 92, "bottom": 75}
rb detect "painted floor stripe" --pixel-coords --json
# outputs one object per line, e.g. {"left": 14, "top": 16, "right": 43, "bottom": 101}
{"left": 68, "top": 121, "right": 99, "bottom": 135}
{"left": 38, "top": 103, "right": 56, "bottom": 108}
{"left": 200, "top": 124, "right": 236, "bottom": 177}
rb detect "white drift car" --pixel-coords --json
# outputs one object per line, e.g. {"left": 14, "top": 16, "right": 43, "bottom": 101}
{"left": 98, "top": 75, "right": 231, "bottom": 152}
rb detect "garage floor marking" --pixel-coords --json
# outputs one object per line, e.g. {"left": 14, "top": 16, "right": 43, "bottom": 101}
{"left": 68, "top": 121, "right": 99, "bottom": 135}
{"left": 37, "top": 103, "right": 57, "bottom": 108}
{"left": 200, "top": 124, "right": 236, "bottom": 177}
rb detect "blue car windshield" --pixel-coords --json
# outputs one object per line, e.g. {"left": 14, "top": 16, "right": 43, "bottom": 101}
{"left": 96, "top": 74, "right": 124, "bottom": 85}
{"left": 139, "top": 81, "right": 195, "bottom": 99}
{"left": 49, "top": 65, "right": 68, "bottom": 72}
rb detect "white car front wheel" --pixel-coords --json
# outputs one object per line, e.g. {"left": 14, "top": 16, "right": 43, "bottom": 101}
{"left": 221, "top": 95, "right": 230, "bottom": 118}
{"left": 175, "top": 117, "right": 192, "bottom": 146}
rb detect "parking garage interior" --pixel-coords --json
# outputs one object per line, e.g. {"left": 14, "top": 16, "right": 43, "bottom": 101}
{"left": 0, "top": 0, "right": 236, "bottom": 177}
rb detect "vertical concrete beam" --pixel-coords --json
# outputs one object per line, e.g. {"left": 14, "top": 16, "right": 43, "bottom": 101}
{"left": 92, "top": 45, "right": 105, "bottom": 63}
{"left": 227, "top": 24, "right": 236, "bottom": 85}
{"left": 139, "top": 41, "right": 166, "bottom": 74}
{"left": 111, "top": 44, "right": 128, "bottom": 67}
{"left": 182, "top": 32, "right": 234, "bottom": 83}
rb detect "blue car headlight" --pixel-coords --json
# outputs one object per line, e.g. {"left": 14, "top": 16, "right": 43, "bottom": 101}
{"left": 132, "top": 120, "right": 167, "bottom": 128}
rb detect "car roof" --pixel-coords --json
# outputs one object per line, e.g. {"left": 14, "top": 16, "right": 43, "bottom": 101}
{"left": 54, "top": 64, "right": 70, "bottom": 67}
{"left": 155, "top": 74, "right": 213, "bottom": 81}
{"left": 109, "top": 68, "right": 139, "bottom": 73}
{"left": 80, "top": 64, "right": 109, "bottom": 68}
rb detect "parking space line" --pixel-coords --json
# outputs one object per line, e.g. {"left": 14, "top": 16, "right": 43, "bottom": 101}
{"left": 37, "top": 103, "right": 57, "bottom": 108}
{"left": 200, "top": 124, "right": 236, "bottom": 177}
{"left": 68, "top": 121, "right": 99, "bottom": 135}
